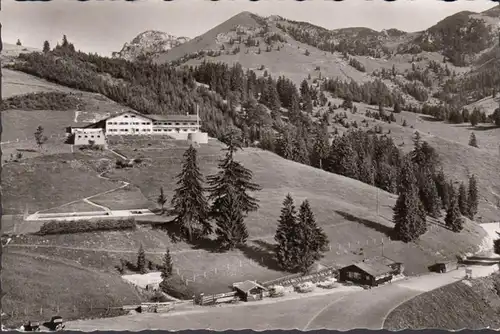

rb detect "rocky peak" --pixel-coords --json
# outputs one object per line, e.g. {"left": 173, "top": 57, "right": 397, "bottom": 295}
{"left": 112, "top": 30, "right": 190, "bottom": 61}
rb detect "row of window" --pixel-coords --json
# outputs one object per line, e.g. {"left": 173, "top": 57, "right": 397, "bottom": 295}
{"left": 108, "top": 122, "right": 152, "bottom": 125}
{"left": 107, "top": 121, "right": 199, "bottom": 126}
{"left": 153, "top": 128, "right": 196, "bottom": 132}
{"left": 107, "top": 129, "right": 150, "bottom": 132}
{"left": 77, "top": 135, "right": 101, "bottom": 138}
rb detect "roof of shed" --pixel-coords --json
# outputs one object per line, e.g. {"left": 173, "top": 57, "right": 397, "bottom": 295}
{"left": 233, "top": 280, "right": 267, "bottom": 292}
{"left": 352, "top": 262, "right": 393, "bottom": 278}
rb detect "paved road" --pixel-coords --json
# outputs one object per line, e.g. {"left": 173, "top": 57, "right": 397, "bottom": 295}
{"left": 66, "top": 265, "right": 499, "bottom": 331}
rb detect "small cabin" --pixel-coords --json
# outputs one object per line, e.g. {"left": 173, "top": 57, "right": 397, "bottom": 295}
{"left": 232, "top": 280, "right": 268, "bottom": 302}
{"left": 338, "top": 256, "right": 403, "bottom": 287}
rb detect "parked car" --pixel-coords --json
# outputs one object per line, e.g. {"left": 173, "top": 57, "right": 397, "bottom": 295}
{"left": 23, "top": 321, "right": 41, "bottom": 332}
{"left": 45, "top": 316, "right": 65, "bottom": 331}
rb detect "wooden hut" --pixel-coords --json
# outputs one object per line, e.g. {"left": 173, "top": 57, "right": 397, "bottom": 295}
{"left": 232, "top": 280, "right": 268, "bottom": 302}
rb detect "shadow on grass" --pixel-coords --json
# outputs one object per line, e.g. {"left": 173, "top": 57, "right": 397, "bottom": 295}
{"left": 237, "top": 239, "right": 281, "bottom": 271}
{"left": 466, "top": 125, "right": 499, "bottom": 131}
{"left": 335, "top": 210, "right": 396, "bottom": 241}
{"left": 418, "top": 115, "right": 441, "bottom": 122}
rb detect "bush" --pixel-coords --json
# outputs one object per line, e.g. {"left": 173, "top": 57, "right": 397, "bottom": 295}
{"left": 38, "top": 217, "right": 137, "bottom": 235}
{"left": 159, "top": 275, "right": 196, "bottom": 300}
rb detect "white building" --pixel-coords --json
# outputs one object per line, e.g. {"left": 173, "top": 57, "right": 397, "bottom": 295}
{"left": 69, "top": 111, "right": 207, "bottom": 143}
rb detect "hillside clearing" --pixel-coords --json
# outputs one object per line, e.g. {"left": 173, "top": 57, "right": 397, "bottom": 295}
{"left": 2, "top": 250, "right": 144, "bottom": 328}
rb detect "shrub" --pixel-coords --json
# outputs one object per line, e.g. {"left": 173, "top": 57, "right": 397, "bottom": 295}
{"left": 159, "top": 275, "right": 196, "bottom": 300}
{"left": 38, "top": 217, "right": 137, "bottom": 235}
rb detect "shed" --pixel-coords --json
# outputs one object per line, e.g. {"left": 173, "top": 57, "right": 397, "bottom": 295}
{"left": 338, "top": 256, "right": 402, "bottom": 287}
{"left": 232, "top": 280, "right": 267, "bottom": 302}
{"left": 430, "top": 261, "right": 458, "bottom": 273}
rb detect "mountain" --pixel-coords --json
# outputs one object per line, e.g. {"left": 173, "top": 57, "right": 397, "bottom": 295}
{"left": 112, "top": 30, "right": 190, "bottom": 61}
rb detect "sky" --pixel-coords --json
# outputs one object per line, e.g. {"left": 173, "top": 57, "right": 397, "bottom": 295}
{"left": 2, "top": 0, "right": 498, "bottom": 57}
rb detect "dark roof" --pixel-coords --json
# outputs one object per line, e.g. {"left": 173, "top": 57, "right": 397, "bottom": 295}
{"left": 233, "top": 280, "right": 267, "bottom": 293}
{"left": 70, "top": 123, "right": 94, "bottom": 129}
{"left": 147, "top": 114, "right": 200, "bottom": 122}
{"left": 343, "top": 256, "right": 398, "bottom": 278}
{"left": 352, "top": 262, "right": 393, "bottom": 278}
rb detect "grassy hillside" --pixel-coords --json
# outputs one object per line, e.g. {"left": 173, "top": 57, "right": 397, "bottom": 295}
{"left": 7, "top": 136, "right": 489, "bottom": 297}
{"left": 384, "top": 274, "right": 500, "bottom": 330}
{"left": 2, "top": 250, "right": 143, "bottom": 328}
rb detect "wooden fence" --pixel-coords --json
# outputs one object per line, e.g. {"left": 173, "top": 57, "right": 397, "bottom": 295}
{"left": 262, "top": 267, "right": 338, "bottom": 288}
{"left": 195, "top": 291, "right": 238, "bottom": 306}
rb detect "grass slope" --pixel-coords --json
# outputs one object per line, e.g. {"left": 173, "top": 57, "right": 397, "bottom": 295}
{"left": 384, "top": 274, "right": 500, "bottom": 330}
{"left": 2, "top": 153, "right": 118, "bottom": 215}
{"left": 7, "top": 137, "right": 488, "bottom": 296}
{"left": 2, "top": 250, "right": 143, "bottom": 328}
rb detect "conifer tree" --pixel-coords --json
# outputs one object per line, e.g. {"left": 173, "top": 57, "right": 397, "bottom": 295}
{"left": 157, "top": 187, "right": 168, "bottom": 213}
{"left": 311, "top": 124, "right": 330, "bottom": 170}
{"left": 467, "top": 174, "right": 479, "bottom": 220}
{"left": 161, "top": 248, "right": 173, "bottom": 280}
{"left": 274, "top": 194, "right": 301, "bottom": 271}
{"left": 34, "top": 126, "right": 48, "bottom": 151}
{"left": 417, "top": 167, "right": 441, "bottom": 218}
{"left": 434, "top": 169, "right": 450, "bottom": 209}
{"left": 393, "top": 156, "right": 427, "bottom": 242}
{"left": 170, "top": 145, "right": 211, "bottom": 242}
{"left": 445, "top": 193, "right": 464, "bottom": 232}
{"left": 468, "top": 132, "right": 478, "bottom": 148}
{"left": 207, "top": 129, "right": 261, "bottom": 249}
{"left": 16, "top": 39, "right": 22, "bottom": 46}
{"left": 295, "top": 200, "right": 329, "bottom": 273}
{"left": 137, "top": 244, "right": 147, "bottom": 274}
{"left": 458, "top": 182, "right": 469, "bottom": 216}
{"left": 43, "top": 40, "right": 51, "bottom": 53}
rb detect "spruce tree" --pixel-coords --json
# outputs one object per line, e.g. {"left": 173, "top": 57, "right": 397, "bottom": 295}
{"left": 43, "top": 40, "right": 51, "bottom": 53}
{"left": 445, "top": 194, "right": 464, "bottom": 232}
{"left": 311, "top": 124, "right": 330, "bottom": 170}
{"left": 434, "top": 169, "right": 450, "bottom": 209}
{"left": 213, "top": 189, "right": 249, "bottom": 250}
{"left": 468, "top": 132, "right": 478, "bottom": 148}
{"left": 467, "top": 174, "right": 479, "bottom": 220}
{"left": 458, "top": 182, "right": 468, "bottom": 216}
{"left": 417, "top": 167, "right": 441, "bottom": 218}
{"left": 295, "top": 200, "right": 329, "bottom": 273}
{"left": 207, "top": 129, "right": 261, "bottom": 249}
{"left": 161, "top": 248, "right": 173, "bottom": 280}
{"left": 170, "top": 145, "right": 211, "bottom": 242}
{"left": 157, "top": 187, "right": 168, "bottom": 213}
{"left": 137, "top": 244, "right": 147, "bottom": 274}
{"left": 274, "top": 194, "right": 301, "bottom": 271}
{"left": 393, "top": 156, "right": 427, "bottom": 242}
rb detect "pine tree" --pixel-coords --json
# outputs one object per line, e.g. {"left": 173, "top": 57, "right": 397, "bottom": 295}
{"left": 34, "top": 126, "right": 48, "bottom": 151}
{"left": 274, "top": 194, "right": 301, "bottom": 271}
{"left": 171, "top": 145, "right": 211, "bottom": 242}
{"left": 207, "top": 129, "right": 261, "bottom": 249}
{"left": 458, "top": 182, "right": 468, "bottom": 216}
{"left": 295, "top": 200, "right": 329, "bottom": 273}
{"left": 311, "top": 124, "right": 330, "bottom": 170}
{"left": 161, "top": 248, "right": 173, "bottom": 280}
{"left": 467, "top": 174, "right": 479, "bottom": 220}
{"left": 393, "top": 156, "right": 427, "bottom": 242}
{"left": 207, "top": 129, "right": 261, "bottom": 216}
{"left": 157, "top": 187, "right": 168, "bottom": 213}
{"left": 43, "top": 40, "right": 51, "bottom": 53}
{"left": 137, "top": 244, "right": 147, "bottom": 274}
{"left": 213, "top": 189, "right": 249, "bottom": 250}
{"left": 445, "top": 193, "right": 464, "bottom": 232}
{"left": 434, "top": 169, "right": 450, "bottom": 209}
{"left": 416, "top": 167, "right": 441, "bottom": 218}
{"left": 16, "top": 39, "right": 22, "bottom": 46}
{"left": 468, "top": 132, "right": 478, "bottom": 148}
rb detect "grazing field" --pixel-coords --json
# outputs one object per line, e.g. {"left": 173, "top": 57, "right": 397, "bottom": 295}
{"left": 2, "top": 68, "right": 75, "bottom": 99}
{"left": 7, "top": 138, "right": 489, "bottom": 296}
{"left": 2, "top": 153, "right": 119, "bottom": 214}
{"left": 2, "top": 250, "right": 144, "bottom": 328}
{"left": 384, "top": 275, "right": 500, "bottom": 330}
{"left": 40, "top": 200, "right": 106, "bottom": 214}
{"left": 89, "top": 186, "right": 151, "bottom": 211}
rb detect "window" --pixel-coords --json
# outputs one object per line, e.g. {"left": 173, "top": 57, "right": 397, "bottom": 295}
{"left": 107, "top": 122, "right": 113, "bottom": 125}
{"left": 175, "top": 123, "right": 180, "bottom": 126}
{"left": 84, "top": 135, "right": 88, "bottom": 138}
{"left": 97, "top": 135, "right": 101, "bottom": 138}
{"left": 124, "top": 115, "right": 129, "bottom": 118}
{"left": 78, "top": 135, "right": 82, "bottom": 138}
{"left": 167, "top": 122, "right": 172, "bottom": 126}
{"left": 131, "top": 115, "right": 136, "bottom": 118}
{"left": 91, "top": 135, "right": 94, "bottom": 138}
{"left": 182, "top": 123, "right": 187, "bottom": 125}
{"left": 190, "top": 123, "right": 196, "bottom": 125}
